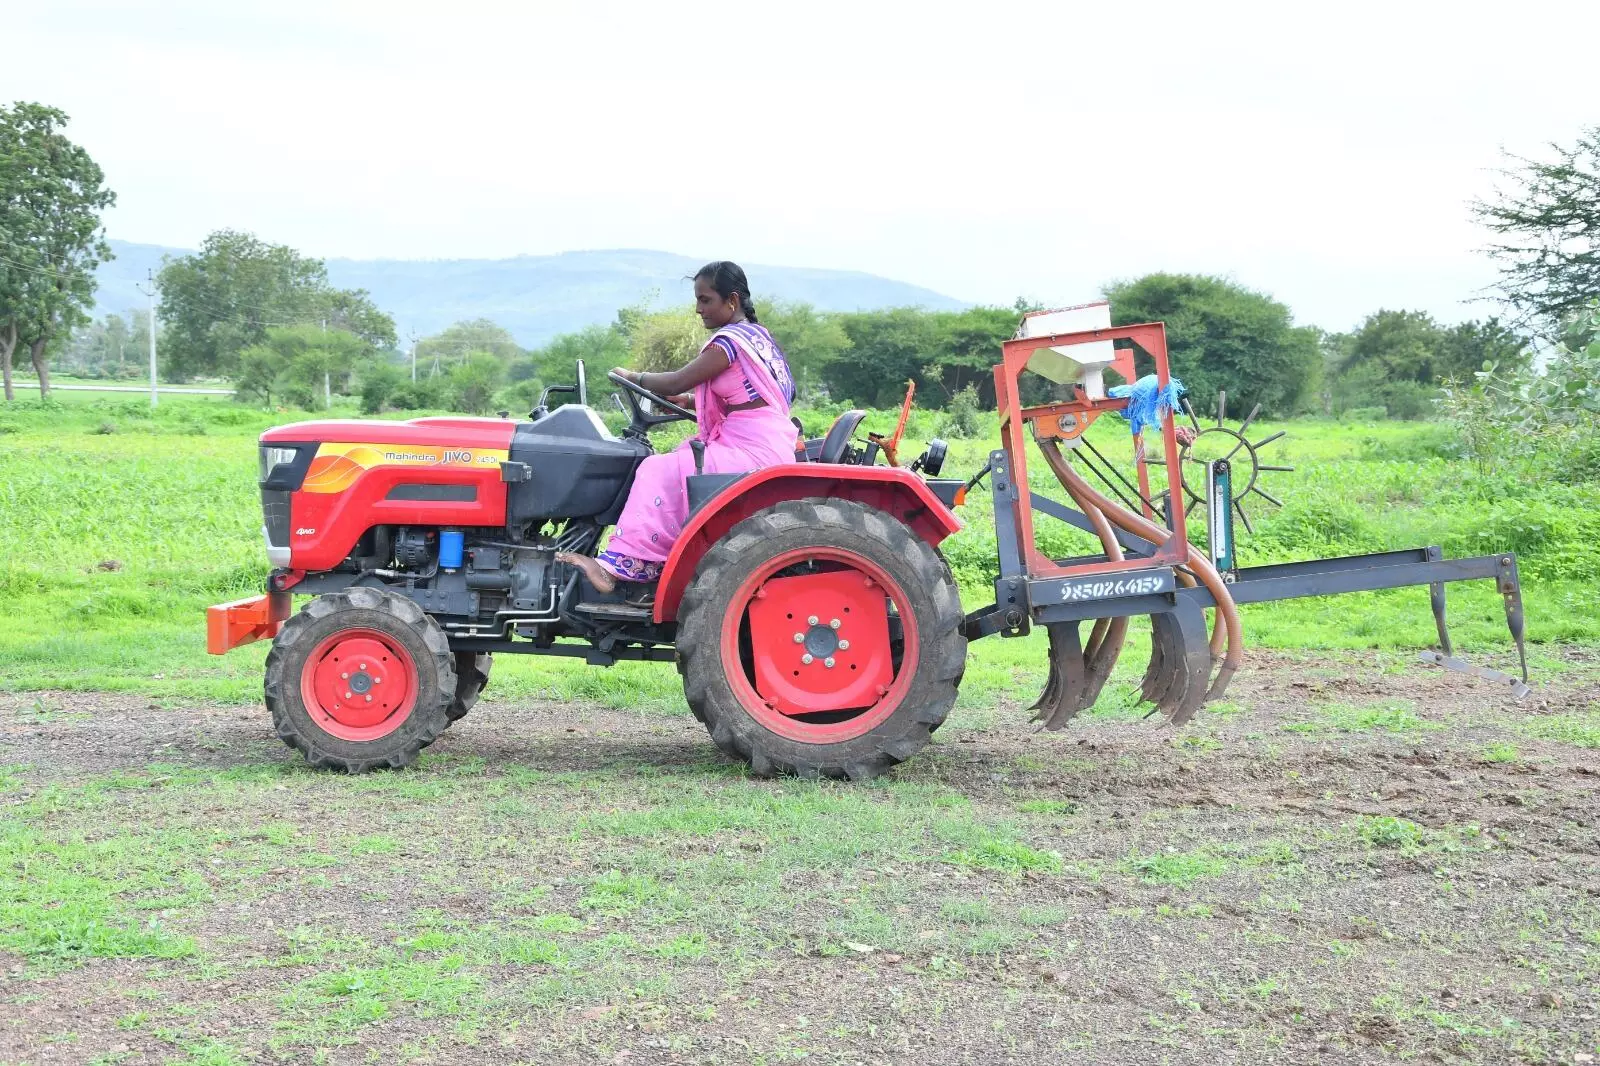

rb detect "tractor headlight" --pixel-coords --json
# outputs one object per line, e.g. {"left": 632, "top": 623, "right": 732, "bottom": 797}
{"left": 259, "top": 446, "right": 301, "bottom": 484}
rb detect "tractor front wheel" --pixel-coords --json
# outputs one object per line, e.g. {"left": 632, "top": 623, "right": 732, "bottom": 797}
{"left": 265, "top": 587, "right": 456, "bottom": 772}
{"left": 677, "top": 498, "right": 966, "bottom": 780}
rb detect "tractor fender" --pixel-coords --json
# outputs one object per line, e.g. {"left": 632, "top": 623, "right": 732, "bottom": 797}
{"left": 653, "top": 464, "right": 963, "bottom": 623}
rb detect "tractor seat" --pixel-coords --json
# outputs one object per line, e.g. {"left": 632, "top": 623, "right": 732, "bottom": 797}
{"left": 813, "top": 409, "right": 866, "bottom": 464}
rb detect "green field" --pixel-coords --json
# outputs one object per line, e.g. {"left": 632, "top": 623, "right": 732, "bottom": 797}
{"left": 4, "top": 395, "right": 1600, "bottom": 1065}
{"left": 0, "top": 394, "right": 1592, "bottom": 708}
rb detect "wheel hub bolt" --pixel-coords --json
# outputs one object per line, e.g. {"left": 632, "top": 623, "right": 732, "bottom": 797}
{"left": 801, "top": 653, "right": 814, "bottom": 665}
{"left": 807, "top": 615, "right": 819, "bottom": 625}
{"left": 793, "top": 633, "right": 805, "bottom": 644}
{"left": 340, "top": 671, "right": 349, "bottom": 679}
{"left": 838, "top": 640, "right": 850, "bottom": 651}
{"left": 359, "top": 663, "right": 367, "bottom": 670}
{"left": 365, "top": 695, "right": 373, "bottom": 703}
{"left": 344, "top": 692, "right": 353, "bottom": 700}
{"left": 830, "top": 618, "right": 841, "bottom": 629}
{"left": 824, "top": 657, "right": 835, "bottom": 668}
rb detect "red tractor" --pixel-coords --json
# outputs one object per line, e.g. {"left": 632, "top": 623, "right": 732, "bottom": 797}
{"left": 210, "top": 322, "right": 1529, "bottom": 778}
{"left": 210, "top": 363, "right": 970, "bottom": 779}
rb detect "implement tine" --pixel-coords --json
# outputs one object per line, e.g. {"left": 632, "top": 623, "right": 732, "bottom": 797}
{"left": 1035, "top": 623, "right": 1089, "bottom": 731}
{"left": 1167, "top": 598, "right": 1213, "bottom": 725}
{"left": 1080, "top": 617, "right": 1128, "bottom": 710}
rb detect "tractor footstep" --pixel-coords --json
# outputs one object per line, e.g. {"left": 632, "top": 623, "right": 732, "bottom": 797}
{"left": 574, "top": 602, "right": 652, "bottom": 621}
{"left": 1417, "top": 650, "right": 1530, "bottom": 699}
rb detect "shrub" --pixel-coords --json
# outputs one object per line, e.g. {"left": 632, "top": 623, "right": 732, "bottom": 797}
{"left": 941, "top": 385, "right": 984, "bottom": 438}
{"left": 359, "top": 362, "right": 406, "bottom": 415}
{"left": 1342, "top": 406, "right": 1387, "bottom": 423}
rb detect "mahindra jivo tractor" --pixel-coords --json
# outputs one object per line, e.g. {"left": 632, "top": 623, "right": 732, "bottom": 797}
{"left": 209, "top": 361, "right": 970, "bottom": 778}
{"left": 210, "top": 308, "right": 1531, "bottom": 779}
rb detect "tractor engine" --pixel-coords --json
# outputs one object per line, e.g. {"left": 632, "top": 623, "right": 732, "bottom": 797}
{"left": 379, "top": 528, "right": 563, "bottom": 635}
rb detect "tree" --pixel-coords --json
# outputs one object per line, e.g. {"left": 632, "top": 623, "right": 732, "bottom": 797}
{"left": 759, "top": 300, "right": 851, "bottom": 401}
{"left": 157, "top": 230, "right": 395, "bottom": 381}
{"left": 531, "top": 321, "right": 629, "bottom": 403}
{"left": 0, "top": 102, "right": 115, "bottom": 401}
{"left": 827, "top": 308, "right": 943, "bottom": 407}
{"left": 1103, "top": 274, "right": 1320, "bottom": 417}
{"left": 1474, "top": 127, "right": 1600, "bottom": 335}
{"left": 625, "top": 308, "right": 704, "bottom": 375}
{"left": 443, "top": 352, "right": 506, "bottom": 414}
{"left": 234, "top": 324, "right": 368, "bottom": 408}
{"left": 1326, "top": 310, "right": 1530, "bottom": 418}
{"left": 415, "top": 318, "right": 522, "bottom": 376}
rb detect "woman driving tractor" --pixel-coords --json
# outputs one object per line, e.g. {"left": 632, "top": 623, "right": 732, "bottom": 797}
{"left": 557, "top": 261, "right": 798, "bottom": 601}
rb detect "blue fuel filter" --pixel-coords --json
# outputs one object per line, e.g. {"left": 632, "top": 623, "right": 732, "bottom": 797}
{"left": 439, "top": 530, "right": 464, "bottom": 570}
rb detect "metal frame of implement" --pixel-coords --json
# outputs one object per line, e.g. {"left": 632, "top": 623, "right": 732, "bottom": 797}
{"left": 962, "top": 320, "right": 1529, "bottom": 691}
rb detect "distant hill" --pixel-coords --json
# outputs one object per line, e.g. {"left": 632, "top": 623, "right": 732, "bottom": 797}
{"left": 94, "top": 241, "right": 968, "bottom": 347}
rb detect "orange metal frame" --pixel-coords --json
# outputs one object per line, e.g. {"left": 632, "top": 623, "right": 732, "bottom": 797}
{"left": 207, "top": 592, "right": 291, "bottom": 655}
{"left": 992, "top": 321, "right": 1189, "bottom": 578}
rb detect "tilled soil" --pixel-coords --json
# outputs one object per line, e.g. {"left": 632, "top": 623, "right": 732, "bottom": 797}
{"left": 3, "top": 649, "right": 1598, "bottom": 1065}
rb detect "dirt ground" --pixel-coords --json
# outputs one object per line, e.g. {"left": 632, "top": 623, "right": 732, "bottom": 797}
{"left": 3, "top": 649, "right": 1599, "bottom": 1065}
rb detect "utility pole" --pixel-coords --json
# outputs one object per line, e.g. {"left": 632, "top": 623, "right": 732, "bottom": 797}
{"left": 322, "top": 318, "right": 331, "bottom": 409}
{"left": 408, "top": 331, "right": 418, "bottom": 383}
{"left": 136, "top": 270, "right": 158, "bottom": 407}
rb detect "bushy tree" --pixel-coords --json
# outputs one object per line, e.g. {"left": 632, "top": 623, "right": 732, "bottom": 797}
{"left": 234, "top": 324, "right": 368, "bottom": 408}
{"left": 827, "top": 308, "right": 943, "bottom": 407}
{"left": 625, "top": 307, "right": 703, "bottom": 375}
{"left": 532, "top": 321, "right": 629, "bottom": 401}
{"left": 1324, "top": 310, "right": 1530, "bottom": 418}
{"left": 443, "top": 352, "right": 505, "bottom": 414}
{"left": 415, "top": 319, "right": 522, "bottom": 375}
{"left": 358, "top": 360, "right": 407, "bottom": 414}
{"left": 1474, "top": 127, "right": 1600, "bottom": 334}
{"left": 0, "top": 102, "right": 115, "bottom": 401}
{"left": 1103, "top": 274, "right": 1320, "bottom": 417}
{"left": 158, "top": 230, "right": 394, "bottom": 381}
{"left": 760, "top": 300, "right": 851, "bottom": 401}
{"left": 1437, "top": 299, "right": 1600, "bottom": 481}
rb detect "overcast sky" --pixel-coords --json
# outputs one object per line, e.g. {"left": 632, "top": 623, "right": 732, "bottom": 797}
{"left": 7, "top": 1, "right": 1598, "bottom": 331}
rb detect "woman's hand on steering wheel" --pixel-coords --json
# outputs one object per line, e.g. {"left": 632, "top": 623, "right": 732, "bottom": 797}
{"left": 608, "top": 368, "right": 696, "bottom": 422}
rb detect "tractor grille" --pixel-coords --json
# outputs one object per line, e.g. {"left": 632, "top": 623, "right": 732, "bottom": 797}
{"left": 262, "top": 489, "right": 291, "bottom": 546}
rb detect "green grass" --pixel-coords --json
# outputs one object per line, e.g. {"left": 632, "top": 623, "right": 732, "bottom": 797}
{"left": 1121, "top": 850, "right": 1230, "bottom": 885}
{"left": 0, "top": 395, "right": 1594, "bottom": 707}
{"left": 1519, "top": 712, "right": 1600, "bottom": 749}
{"left": 1281, "top": 700, "right": 1438, "bottom": 736}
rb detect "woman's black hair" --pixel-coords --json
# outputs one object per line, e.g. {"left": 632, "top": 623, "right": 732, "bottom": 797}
{"left": 694, "top": 260, "right": 758, "bottom": 324}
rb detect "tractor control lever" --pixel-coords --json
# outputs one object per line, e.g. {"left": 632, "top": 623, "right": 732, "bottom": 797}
{"left": 690, "top": 439, "right": 705, "bottom": 476}
{"left": 962, "top": 458, "right": 994, "bottom": 495}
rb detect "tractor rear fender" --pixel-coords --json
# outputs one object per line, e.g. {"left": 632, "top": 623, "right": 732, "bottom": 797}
{"left": 654, "top": 465, "right": 963, "bottom": 623}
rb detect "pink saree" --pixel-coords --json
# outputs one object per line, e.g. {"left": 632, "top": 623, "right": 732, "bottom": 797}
{"left": 598, "top": 322, "right": 798, "bottom": 581}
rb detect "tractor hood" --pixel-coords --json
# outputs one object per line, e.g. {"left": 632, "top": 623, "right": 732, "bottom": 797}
{"left": 260, "top": 416, "right": 518, "bottom": 451}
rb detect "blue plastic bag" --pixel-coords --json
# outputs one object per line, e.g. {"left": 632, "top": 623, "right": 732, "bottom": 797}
{"left": 1108, "top": 375, "right": 1186, "bottom": 436}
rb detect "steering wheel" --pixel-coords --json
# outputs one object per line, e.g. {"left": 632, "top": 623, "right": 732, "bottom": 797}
{"left": 608, "top": 369, "right": 696, "bottom": 426}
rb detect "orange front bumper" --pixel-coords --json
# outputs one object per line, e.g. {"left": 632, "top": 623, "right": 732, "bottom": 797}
{"left": 207, "top": 592, "right": 291, "bottom": 655}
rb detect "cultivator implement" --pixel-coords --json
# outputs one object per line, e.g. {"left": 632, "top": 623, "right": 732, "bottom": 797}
{"left": 962, "top": 308, "right": 1529, "bottom": 719}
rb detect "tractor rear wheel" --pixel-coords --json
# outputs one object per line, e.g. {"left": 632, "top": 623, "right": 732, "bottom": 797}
{"left": 448, "top": 652, "right": 492, "bottom": 721}
{"left": 677, "top": 498, "right": 966, "bottom": 780}
{"left": 264, "top": 587, "right": 456, "bottom": 772}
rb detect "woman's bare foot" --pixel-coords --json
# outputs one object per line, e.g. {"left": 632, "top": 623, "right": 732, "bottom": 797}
{"left": 555, "top": 551, "right": 616, "bottom": 594}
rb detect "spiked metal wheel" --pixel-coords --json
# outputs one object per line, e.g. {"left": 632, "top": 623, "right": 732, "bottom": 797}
{"left": 1148, "top": 390, "right": 1294, "bottom": 534}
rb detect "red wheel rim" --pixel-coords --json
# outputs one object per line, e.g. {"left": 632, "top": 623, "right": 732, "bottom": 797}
{"left": 299, "top": 628, "right": 418, "bottom": 742}
{"left": 721, "top": 547, "right": 920, "bottom": 743}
